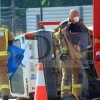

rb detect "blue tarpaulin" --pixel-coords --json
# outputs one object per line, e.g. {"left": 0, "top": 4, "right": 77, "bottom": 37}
{"left": 7, "top": 44, "right": 25, "bottom": 79}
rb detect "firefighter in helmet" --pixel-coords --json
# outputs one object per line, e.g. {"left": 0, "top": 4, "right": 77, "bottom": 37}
{"left": 0, "top": 25, "right": 14, "bottom": 100}
{"left": 53, "top": 9, "right": 92, "bottom": 100}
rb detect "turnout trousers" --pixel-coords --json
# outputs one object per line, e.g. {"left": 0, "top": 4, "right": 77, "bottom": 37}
{"left": 0, "top": 60, "right": 10, "bottom": 96}
{"left": 61, "top": 45, "right": 83, "bottom": 98}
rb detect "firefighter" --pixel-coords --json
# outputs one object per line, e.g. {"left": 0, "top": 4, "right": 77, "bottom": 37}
{"left": 0, "top": 25, "right": 14, "bottom": 100}
{"left": 53, "top": 9, "right": 92, "bottom": 100}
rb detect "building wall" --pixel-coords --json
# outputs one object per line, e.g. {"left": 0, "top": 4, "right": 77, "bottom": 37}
{"left": 26, "top": 5, "right": 93, "bottom": 32}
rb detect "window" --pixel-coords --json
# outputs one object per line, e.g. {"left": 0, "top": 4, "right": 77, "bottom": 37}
{"left": 10, "top": 39, "right": 24, "bottom": 94}
{"left": 13, "top": 39, "right": 21, "bottom": 47}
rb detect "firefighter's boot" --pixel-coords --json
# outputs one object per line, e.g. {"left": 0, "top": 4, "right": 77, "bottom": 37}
{"left": 62, "top": 96, "right": 73, "bottom": 100}
{"left": 78, "top": 96, "right": 87, "bottom": 100}
{"left": 3, "top": 95, "right": 9, "bottom": 100}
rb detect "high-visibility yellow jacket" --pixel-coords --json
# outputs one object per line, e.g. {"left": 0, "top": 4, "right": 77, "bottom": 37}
{"left": 0, "top": 25, "right": 14, "bottom": 60}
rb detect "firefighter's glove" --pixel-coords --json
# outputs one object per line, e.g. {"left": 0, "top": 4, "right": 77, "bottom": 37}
{"left": 8, "top": 40, "right": 14, "bottom": 45}
{"left": 61, "top": 27, "right": 67, "bottom": 34}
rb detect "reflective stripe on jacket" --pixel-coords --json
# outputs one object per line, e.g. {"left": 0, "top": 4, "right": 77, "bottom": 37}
{"left": 0, "top": 27, "right": 8, "bottom": 56}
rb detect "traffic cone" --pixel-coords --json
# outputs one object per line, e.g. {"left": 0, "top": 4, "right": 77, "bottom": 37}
{"left": 34, "top": 63, "right": 48, "bottom": 100}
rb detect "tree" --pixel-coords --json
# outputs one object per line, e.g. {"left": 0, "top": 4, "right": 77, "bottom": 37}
{"left": 1, "top": 0, "right": 92, "bottom": 8}
{"left": 41, "top": 0, "right": 92, "bottom": 7}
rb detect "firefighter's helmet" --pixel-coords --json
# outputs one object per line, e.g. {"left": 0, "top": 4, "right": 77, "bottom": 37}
{"left": 69, "top": 9, "right": 79, "bottom": 22}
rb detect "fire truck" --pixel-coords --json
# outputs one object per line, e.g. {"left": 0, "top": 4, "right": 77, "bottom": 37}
{"left": 9, "top": 0, "right": 100, "bottom": 100}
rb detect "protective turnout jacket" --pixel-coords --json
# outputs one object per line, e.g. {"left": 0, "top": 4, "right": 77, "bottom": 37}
{"left": 54, "top": 18, "right": 92, "bottom": 59}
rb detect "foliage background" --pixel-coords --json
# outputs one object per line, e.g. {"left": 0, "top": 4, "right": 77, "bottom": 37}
{"left": 1, "top": 0, "right": 92, "bottom": 7}
{"left": 1, "top": 0, "right": 92, "bottom": 33}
